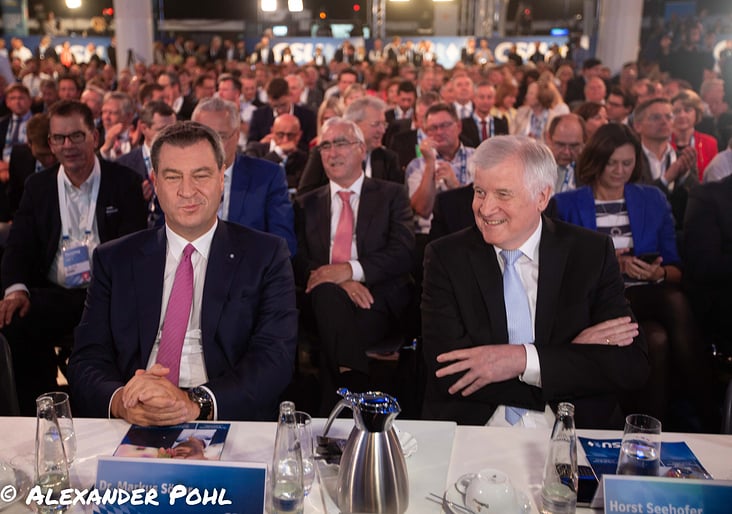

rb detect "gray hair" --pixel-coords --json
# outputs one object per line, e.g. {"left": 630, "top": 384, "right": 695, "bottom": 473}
{"left": 103, "top": 91, "right": 135, "bottom": 117}
{"left": 470, "top": 135, "right": 556, "bottom": 198}
{"left": 321, "top": 117, "right": 365, "bottom": 145}
{"left": 150, "top": 121, "right": 225, "bottom": 173}
{"left": 344, "top": 96, "right": 387, "bottom": 123}
{"left": 192, "top": 96, "right": 239, "bottom": 132}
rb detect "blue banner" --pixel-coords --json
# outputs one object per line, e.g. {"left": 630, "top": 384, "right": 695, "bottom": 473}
{"left": 1, "top": 0, "right": 29, "bottom": 37}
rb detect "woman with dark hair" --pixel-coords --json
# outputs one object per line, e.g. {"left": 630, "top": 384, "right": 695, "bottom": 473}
{"left": 552, "top": 123, "right": 714, "bottom": 430}
{"left": 491, "top": 80, "right": 519, "bottom": 130}
{"left": 670, "top": 89, "right": 718, "bottom": 181}
{"left": 573, "top": 101, "right": 608, "bottom": 141}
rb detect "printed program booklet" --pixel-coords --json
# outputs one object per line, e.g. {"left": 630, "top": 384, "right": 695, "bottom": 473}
{"left": 114, "top": 422, "right": 230, "bottom": 461}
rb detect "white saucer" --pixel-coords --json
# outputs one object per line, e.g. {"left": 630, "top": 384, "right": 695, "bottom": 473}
{"left": 443, "top": 479, "right": 531, "bottom": 514}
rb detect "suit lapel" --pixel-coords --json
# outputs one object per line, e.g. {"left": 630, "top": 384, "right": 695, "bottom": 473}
{"left": 356, "top": 179, "right": 378, "bottom": 255}
{"left": 468, "top": 231, "right": 509, "bottom": 342}
{"left": 313, "top": 187, "right": 331, "bottom": 263}
{"left": 201, "top": 223, "right": 237, "bottom": 355}
{"left": 370, "top": 149, "right": 385, "bottom": 180}
{"left": 535, "top": 218, "right": 569, "bottom": 345}
{"left": 133, "top": 228, "right": 166, "bottom": 362}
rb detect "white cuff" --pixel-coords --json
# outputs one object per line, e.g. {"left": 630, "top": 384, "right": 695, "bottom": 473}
{"left": 108, "top": 386, "right": 124, "bottom": 418}
{"left": 519, "top": 344, "right": 541, "bottom": 387}
{"left": 4, "top": 284, "right": 29, "bottom": 298}
{"left": 349, "top": 260, "right": 365, "bottom": 282}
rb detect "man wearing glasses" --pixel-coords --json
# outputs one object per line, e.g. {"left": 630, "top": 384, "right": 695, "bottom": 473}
{"left": 245, "top": 113, "right": 308, "bottom": 191}
{"left": 546, "top": 114, "right": 586, "bottom": 194}
{"left": 294, "top": 117, "right": 414, "bottom": 414}
{"left": 0, "top": 100, "right": 147, "bottom": 413}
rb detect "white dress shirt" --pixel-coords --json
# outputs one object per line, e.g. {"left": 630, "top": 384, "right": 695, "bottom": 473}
{"left": 329, "top": 173, "right": 365, "bottom": 282}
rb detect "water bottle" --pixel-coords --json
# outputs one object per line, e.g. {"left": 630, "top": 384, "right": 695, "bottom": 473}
{"left": 540, "top": 402, "right": 578, "bottom": 514}
{"left": 271, "top": 401, "right": 304, "bottom": 514}
{"left": 35, "top": 394, "right": 70, "bottom": 514}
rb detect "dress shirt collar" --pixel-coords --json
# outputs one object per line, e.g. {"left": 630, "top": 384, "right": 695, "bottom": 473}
{"left": 492, "top": 218, "right": 543, "bottom": 264}
{"left": 329, "top": 171, "right": 365, "bottom": 202}
{"left": 165, "top": 219, "right": 217, "bottom": 261}
{"left": 59, "top": 156, "right": 101, "bottom": 192}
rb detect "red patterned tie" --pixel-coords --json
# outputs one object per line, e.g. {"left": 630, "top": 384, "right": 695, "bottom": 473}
{"left": 331, "top": 191, "right": 354, "bottom": 264}
{"left": 156, "top": 243, "right": 195, "bottom": 386}
{"left": 480, "top": 119, "right": 488, "bottom": 141}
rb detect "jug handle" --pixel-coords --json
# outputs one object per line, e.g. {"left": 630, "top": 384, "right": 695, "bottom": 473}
{"left": 321, "top": 399, "right": 352, "bottom": 437}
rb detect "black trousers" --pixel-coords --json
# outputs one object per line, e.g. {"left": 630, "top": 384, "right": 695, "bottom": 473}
{"left": 3, "top": 285, "right": 87, "bottom": 415}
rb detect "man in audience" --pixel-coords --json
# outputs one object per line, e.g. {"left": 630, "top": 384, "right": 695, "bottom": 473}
{"left": 389, "top": 91, "right": 440, "bottom": 172}
{"left": 459, "top": 81, "right": 509, "bottom": 148}
{"left": 298, "top": 96, "right": 402, "bottom": 194}
{"left": 68, "top": 121, "right": 298, "bottom": 424}
{"left": 294, "top": 117, "right": 414, "bottom": 413}
{"left": 192, "top": 97, "right": 296, "bottom": 256}
{"left": 606, "top": 86, "right": 635, "bottom": 124}
{"left": 452, "top": 74, "right": 475, "bottom": 120}
{"left": 158, "top": 71, "right": 196, "bottom": 120}
{"left": 386, "top": 80, "right": 417, "bottom": 124}
{"left": 0, "top": 84, "right": 33, "bottom": 179}
{"left": 216, "top": 74, "right": 249, "bottom": 150}
{"left": 421, "top": 135, "right": 647, "bottom": 428}
{"left": 546, "top": 114, "right": 586, "bottom": 194}
{"left": 0, "top": 101, "right": 146, "bottom": 414}
{"left": 249, "top": 77, "right": 316, "bottom": 152}
{"left": 99, "top": 92, "right": 136, "bottom": 161}
{"left": 702, "top": 137, "right": 732, "bottom": 183}
{"left": 323, "top": 68, "right": 358, "bottom": 100}
{"left": 245, "top": 113, "right": 307, "bottom": 191}
{"left": 57, "top": 76, "right": 81, "bottom": 101}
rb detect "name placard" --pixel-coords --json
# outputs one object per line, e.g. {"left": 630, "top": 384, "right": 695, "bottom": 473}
{"left": 92, "top": 456, "right": 267, "bottom": 513}
{"left": 604, "top": 475, "right": 732, "bottom": 514}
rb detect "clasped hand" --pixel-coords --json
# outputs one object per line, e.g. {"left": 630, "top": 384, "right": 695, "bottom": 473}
{"left": 113, "top": 364, "right": 197, "bottom": 426}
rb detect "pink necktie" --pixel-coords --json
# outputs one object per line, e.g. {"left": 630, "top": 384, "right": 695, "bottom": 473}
{"left": 480, "top": 119, "right": 488, "bottom": 141}
{"left": 332, "top": 191, "right": 354, "bottom": 264}
{"left": 156, "top": 243, "right": 195, "bottom": 386}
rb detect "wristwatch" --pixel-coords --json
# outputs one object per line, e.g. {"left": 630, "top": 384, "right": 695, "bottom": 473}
{"left": 188, "top": 387, "right": 213, "bottom": 420}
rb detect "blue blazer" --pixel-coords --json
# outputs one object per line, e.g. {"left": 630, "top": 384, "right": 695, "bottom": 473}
{"left": 68, "top": 221, "right": 298, "bottom": 421}
{"left": 228, "top": 154, "right": 296, "bottom": 256}
{"left": 552, "top": 184, "right": 681, "bottom": 265}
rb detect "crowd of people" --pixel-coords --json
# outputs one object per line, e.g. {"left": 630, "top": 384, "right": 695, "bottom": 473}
{"left": 1, "top": 14, "right": 731, "bottom": 433}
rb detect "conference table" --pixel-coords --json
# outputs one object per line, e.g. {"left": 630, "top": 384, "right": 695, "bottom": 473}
{"left": 0, "top": 416, "right": 730, "bottom": 513}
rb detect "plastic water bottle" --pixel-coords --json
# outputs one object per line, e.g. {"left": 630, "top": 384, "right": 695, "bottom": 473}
{"left": 540, "top": 402, "right": 578, "bottom": 514}
{"left": 271, "top": 401, "right": 304, "bottom": 514}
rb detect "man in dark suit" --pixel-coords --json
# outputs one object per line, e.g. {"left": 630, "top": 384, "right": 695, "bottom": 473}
{"left": 0, "top": 101, "right": 147, "bottom": 414}
{"left": 249, "top": 78, "right": 316, "bottom": 153}
{"left": 0, "top": 84, "right": 33, "bottom": 170}
{"left": 245, "top": 113, "right": 308, "bottom": 191}
{"left": 459, "top": 82, "right": 509, "bottom": 149}
{"left": 193, "top": 97, "right": 296, "bottom": 256}
{"left": 388, "top": 92, "right": 440, "bottom": 172}
{"left": 294, "top": 117, "right": 414, "bottom": 413}
{"left": 158, "top": 71, "right": 196, "bottom": 121}
{"left": 68, "top": 121, "right": 297, "bottom": 425}
{"left": 422, "top": 136, "right": 648, "bottom": 429}
{"left": 298, "top": 96, "right": 403, "bottom": 194}
{"left": 385, "top": 80, "right": 417, "bottom": 125}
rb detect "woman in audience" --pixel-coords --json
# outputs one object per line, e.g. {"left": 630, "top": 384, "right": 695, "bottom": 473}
{"left": 670, "top": 89, "right": 718, "bottom": 181}
{"left": 492, "top": 80, "right": 519, "bottom": 131}
{"left": 511, "top": 73, "right": 568, "bottom": 143}
{"left": 311, "top": 96, "right": 343, "bottom": 148}
{"left": 552, "top": 123, "right": 713, "bottom": 429}
{"left": 574, "top": 101, "right": 608, "bottom": 141}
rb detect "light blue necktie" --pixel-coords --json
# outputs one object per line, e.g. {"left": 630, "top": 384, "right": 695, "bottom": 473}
{"left": 500, "top": 249, "right": 533, "bottom": 425}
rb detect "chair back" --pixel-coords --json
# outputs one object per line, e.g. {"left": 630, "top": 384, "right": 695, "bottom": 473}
{"left": 0, "top": 334, "right": 20, "bottom": 416}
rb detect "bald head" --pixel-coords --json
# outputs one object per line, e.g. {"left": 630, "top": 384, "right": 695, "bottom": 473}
{"left": 272, "top": 113, "right": 302, "bottom": 151}
{"left": 547, "top": 114, "right": 586, "bottom": 168}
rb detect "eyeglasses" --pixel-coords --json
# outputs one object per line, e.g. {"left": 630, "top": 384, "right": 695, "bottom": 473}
{"left": 48, "top": 131, "right": 87, "bottom": 146}
{"left": 645, "top": 113, "right": 674, "bottom": 122}
{"left": 274, "top": 131, "right": 299, "bottom": 140}
{"left": 424, "top": 121, "right": 455, "bottom": 134}
{"left": 318, "top": 139, "right": 360, "bottom": 152}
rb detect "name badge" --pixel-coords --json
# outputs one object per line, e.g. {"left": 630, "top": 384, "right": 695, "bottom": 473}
{"left": 62, "top": 243, "right": 91, "bottom": 288}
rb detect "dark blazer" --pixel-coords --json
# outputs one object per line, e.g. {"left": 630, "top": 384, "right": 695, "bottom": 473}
{"left": 298, "top": 146, "right": 404, "bottom": 195}
{"left": 421, "top": 218, "right": 649, "bottom": 428}
{"left": 430, "top": 184, "right": 475, "bottom": 241}
{"left": 68, "top": 222, "right": 298, "bottom": 421}
{"left": 7, "top": 144, "right": 38, "bottom": 219}
{"left": 248, "top": 104, "right": 317, "bottom": 153}
{"left": 388, "top": 127, "right": 419, "bottom": 172}
{"left": 116, "top": 147, "right": 148, "bottom": 180}
{"left": 459, "top": 115, "right": 509, "bottom": 149}
{"left": 293, "top": 177, "right": 414, "bottom": 296}
{"left": 228, "top": 154, "right": 297, "bottom": 256}
{"left": 1, "top": 160, "right": 147, "bottom": 290}
{"left": 384, "top": 118, "right": 411, "bottom": 149}
{"left": 0, "top": 116, "right": 11, "bottom": 155}
{"left": 244, "top": 141, "right": 308, "bottom": 191}
{"left": 175, "top": 96, "right": 197, "bottom": 121}
{"left": 302, "top": 87, "right": 323, "bottom": 114}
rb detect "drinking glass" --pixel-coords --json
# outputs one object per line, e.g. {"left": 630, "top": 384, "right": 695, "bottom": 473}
{"left": 294, "top": 411, "right": 314, "bottom": 495}
{"left": 616, "top": 414, "right": 661, "bottom": 476}
{"left": 36, "top": 392, "right": 76, "bottom": 465}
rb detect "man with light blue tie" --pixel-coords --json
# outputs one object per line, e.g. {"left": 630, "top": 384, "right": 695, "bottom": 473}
{"left": 421, "top": 135, "right": 649, "bottom": 429}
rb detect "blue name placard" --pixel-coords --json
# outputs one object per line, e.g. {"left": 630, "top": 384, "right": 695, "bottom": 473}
{"left": 92, "top": 457, "right": 266, "bottom": 514}
{"left": 604, "top": 475, "right": 732, "bottom": 514}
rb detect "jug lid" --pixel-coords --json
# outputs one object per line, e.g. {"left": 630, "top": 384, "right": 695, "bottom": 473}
{"left": 337, "top": 388, "right": 401, "bottom": 415}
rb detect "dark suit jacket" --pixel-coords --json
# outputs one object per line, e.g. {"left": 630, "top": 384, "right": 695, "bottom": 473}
{"left": 1, "top": 160, "right": 147, "bottom": 290}
{"left": 303, "top": 87, "right": 323, "bottom": 114}
{"left": 429, "top": 184, "right": 475, "bottom": 241}
{"left": 7, "top": 144, "right": 37, "bottom": 219}
{"left": 228, "top": 154, "right": 297, "bottom": 256}
{"left": 0, "top": 116, "right": 11, "bottom": 155}
{"left": 248, "top": 104, "right": 316, "bottom": 153}
{"left": 459, "top": 115, "right": 509, "bottom": 149}
{"left": 293, "top": 177, "right": 414, "bottom": 300}
{"left": 297, "top": 146, "right": 404, "bottom": 195}
{"left": 244, "top": 141, "right": 308, "bottom": 190}
{"left": 683, "top": 176, "right": 732, "bottom": 345}
{"left": 421, "top": 218, "right": 649, "bottom": 428}
{"left": 384, "top": 118, "right": 411, "bottom": 149}
{"left": 116, "top": 147, "right": 148, "bottom": 180}
{"left": 388, "top": 127, "right": 418, "bottom": 172}
{"left": 67, "top": 222, "right": 298, "bottom": 421}
{"left": 175, "top": 96, "right": 196, "bottom": 121}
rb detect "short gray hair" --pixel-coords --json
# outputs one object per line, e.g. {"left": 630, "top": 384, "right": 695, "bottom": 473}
{"left": 470, "top": 135, "right": 556, "bottom": 198}
{"left": 192, "top": 96, "right": 239, "bottom": 132}
{"left": 321, "top": 117, "right": 365, "bottom": 145}
{"left": 103, "top": 91, "right": 135, "bottom": 117}
{"left": 344, "top": 96, "right": 386, "bottom": 123}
